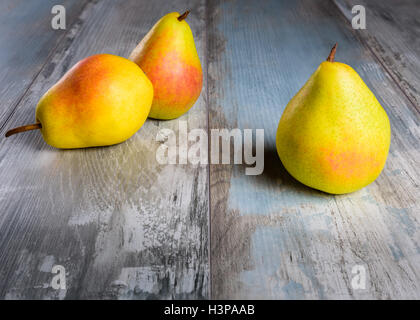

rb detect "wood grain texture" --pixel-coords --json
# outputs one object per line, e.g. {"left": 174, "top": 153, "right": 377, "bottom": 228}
{"left": 335, "top": 0, "right": 420, "bottom": 111}
{"left": 1, "top": 0, "right": 419, "bottom": 300}
{"left": 208, "top": 0, "right": 420, "bottom": 299}
{"left": 0, "top": 0, "right": 89, "bottom": 128}
{"left": 0, "top": 0, "right": 208, "bottom": 299}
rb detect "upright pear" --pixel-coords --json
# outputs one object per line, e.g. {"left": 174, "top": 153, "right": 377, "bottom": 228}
{"left": 276, "top": 44, "right": 391, "bottom": 194}
{"left": 6, "top": 54, "right": 153, "bottom": 149}
{"left": 129, "top": 11, "right": 203, "bottom": 120}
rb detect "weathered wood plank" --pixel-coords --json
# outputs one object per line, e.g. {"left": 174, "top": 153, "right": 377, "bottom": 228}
{"left": 0, "top": 0, "right": 89, "bottom": 127}
{"left": 208, "top": 0, "right": 420, "bottom": 299}
{"left": 0, "top": 0, "right": 208, "bottom": 299}
{"left": 335, "top": 0, "right": 420, "bottom": 111}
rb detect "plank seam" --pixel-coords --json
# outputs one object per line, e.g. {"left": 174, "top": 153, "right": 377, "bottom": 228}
{"left": 205, "top": 0, "right": 212, "bottom": 301}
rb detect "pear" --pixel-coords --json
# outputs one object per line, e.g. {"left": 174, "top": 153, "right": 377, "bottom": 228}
{"left": 5, "top": 54, "right": 153, "bottom": 149}
{"left": 276, "top": 44, "right": 391, "bottom": 194}
{"left": 129, "top": 10, "right": 202, "bottom": 120}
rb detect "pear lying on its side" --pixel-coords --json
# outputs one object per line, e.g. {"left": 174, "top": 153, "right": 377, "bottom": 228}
{"left": 6, "top": 54, "right": 153, "bottom": 149}
{"left": 276, "top": 44, "right": 391, "bottom": 194}
{"left": 129, "top": 11, "right": 203, "bottom": 120}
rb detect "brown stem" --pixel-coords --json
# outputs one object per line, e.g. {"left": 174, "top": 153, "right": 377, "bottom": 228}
{"left": 177, "top": 10, "right": 190, "bottom": 21}
{"left": 326, "top": 43, "right": 338, "bottom": 62}
{"left": 5, "top": 122, "right": 42, "bottom": 138}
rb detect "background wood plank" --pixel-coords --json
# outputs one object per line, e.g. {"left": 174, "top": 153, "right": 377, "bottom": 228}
{"left": 335, "top": 0, "right": 420, "bottom": 111}
{"left": 0, "top": 0, "right": 208, "bottom": 299}
{"left": 208, "top": 0, "right": 420, "bottom": 299}
{"left": 0, "top": 0, "right": 89, "bottom": 127}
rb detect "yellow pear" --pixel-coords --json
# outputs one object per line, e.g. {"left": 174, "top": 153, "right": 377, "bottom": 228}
{"left": 129, "top": 11, "right": 202, "bottom": 120}
{"left": 276, "top": 44, "right": 391, "bottom": 194}
{"left": 6, "top": 54, "right": 153, "bottom": 149}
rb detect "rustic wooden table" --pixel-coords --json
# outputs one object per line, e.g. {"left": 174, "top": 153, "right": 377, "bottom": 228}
{"left": 0, "top": 0, "right": 418, "bottom": 299}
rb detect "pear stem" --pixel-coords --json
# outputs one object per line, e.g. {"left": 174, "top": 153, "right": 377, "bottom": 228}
{"left": 177, "top": 10, "right": 190, "bottom": 21}
{"left": 326, "top": 43, "right": 338, "bottom": 62}
{"left": 5, "top": 122, "right": 42, "bottom": 138}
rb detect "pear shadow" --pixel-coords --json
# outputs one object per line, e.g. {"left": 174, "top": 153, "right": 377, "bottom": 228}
{"left": 254, "top": 145, "right": 329, "bottom": 198}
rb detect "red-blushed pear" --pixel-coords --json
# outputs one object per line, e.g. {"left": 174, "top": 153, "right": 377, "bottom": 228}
{"left": 276, "top": 44, "right": 391, "bottom": 194}
{"left": 129, "top": 10, "right": 203, "bottom": 120}
{"left": 5, "top": 54, "right": 153, "bottom": 149}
